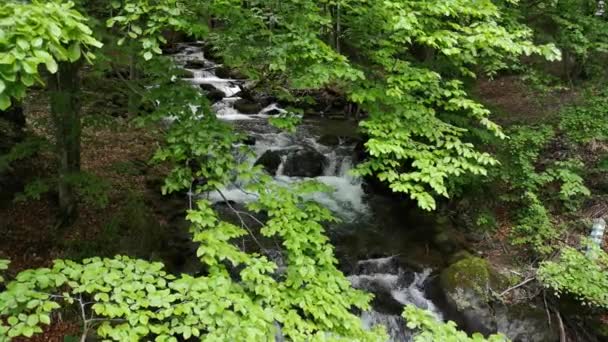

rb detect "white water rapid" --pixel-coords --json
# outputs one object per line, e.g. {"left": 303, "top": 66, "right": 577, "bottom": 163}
{"left": 173, "top": 43, "right": 443, "bottom": 341}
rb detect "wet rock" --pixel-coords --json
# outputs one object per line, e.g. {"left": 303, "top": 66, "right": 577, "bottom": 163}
{"left": 353, "top": 139, "right": 367, "bottom": 164}
{"left": 439, "top": 256, "right": 502, "bottom": 335}
{"left": 243, "top": 135, "right": 256, "bottom": 146}
{"left": 184, "top": 60, "right": 207, "bottom": 69}
{"left": 215, "top": 66, "right": 245, "bottom": 79}
{"left": 263, "top": 108, "right": 282, "bottom": 116}
{"left": 495, "top": 304, "right": 559, "bottom": 342}
{"left": 176, "top": 69, "right": 194, "bottom": 79}
{"left": 162, "top": 44, "right": 187, "bottom": 55}
{"left": 233, "top": 89, "right": 255, "bottom": 101}
{"left": 234, "top": 98, "right": 263, "bottom": 114}
{"left": 199, "top": 84, "right": 226, "bottom": 103}
{"left": 437, "top": 257, "right": 557, "bottom": 341}
{"left": 318, "top": 135, "right": 340, "bottom": 146}
{"left": 254, "top": 150, "right": 287, "bottom": 175}
{"left": 282, "top": 148, "right": 328, "bottom": 178}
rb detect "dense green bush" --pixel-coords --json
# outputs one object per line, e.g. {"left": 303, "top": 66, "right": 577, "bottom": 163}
{"left": 538, "top": 244, "right": 608, "bottom": 309}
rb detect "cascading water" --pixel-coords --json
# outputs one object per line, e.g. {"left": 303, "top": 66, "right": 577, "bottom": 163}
{"left": 173, "top": 43, "right": 443, "bottom": 341}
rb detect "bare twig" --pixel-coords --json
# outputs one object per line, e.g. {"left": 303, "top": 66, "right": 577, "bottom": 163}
{"left": 78, "top": 296, "right": 88, "bottom": 342}
{"left": 555, "top": 309, "right": 567, "bottom": 342}
{"left": 499, "top": 276, "right": 536, "bottom": 297}
{"left": 543, "top": 291, "right": 552, "bottom": 327}
{"left": 215, "top": 189, "right": 268, "bottom": 253}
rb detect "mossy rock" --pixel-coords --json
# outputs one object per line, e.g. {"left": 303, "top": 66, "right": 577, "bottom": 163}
{"left": 440, "top": 256, "right": 497, "bottom": 298}
{"left": 439, "top": 256, "right": 508, "bottom": 334}
{"left": 233, "top": 99, "right": 263, "bottom": 114}
{"left": 439, "top": 257, "right": 556, "bottom": 340}
{"left": 448, "top": 250, "right": 474, "bottom": 265}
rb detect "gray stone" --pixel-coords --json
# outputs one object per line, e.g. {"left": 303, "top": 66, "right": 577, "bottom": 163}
{"left": 234, "top": 98, "right": 263, "bottom": 114}
{"left": 254, "top": 150, "right": 287, "bottom": 175}
{"left": 282, "top": 148, "right": 328, "bottom": 178}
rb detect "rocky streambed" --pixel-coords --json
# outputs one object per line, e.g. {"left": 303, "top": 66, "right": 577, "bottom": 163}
{"left": 151, "top": 43, "right": 560, "bottom": 342}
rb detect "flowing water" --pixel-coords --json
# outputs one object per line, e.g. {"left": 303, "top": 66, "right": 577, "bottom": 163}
{"left": 172, "top": 43, "right": 445, "bottom": 341}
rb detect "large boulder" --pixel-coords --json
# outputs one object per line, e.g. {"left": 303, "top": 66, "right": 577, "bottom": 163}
{"left": 495, "top": 304, "right": 559, "bottom": 342}
{"left": 176, "top": 69, "right": 195, "bottom": 79}
{"left": 184, "top": 60, "right": 207, "bottom": 69}
{"left": 234, "top": 98, "right": 263, "bottom": 114}
{"left": 255, "top": 150, "right": 287, "bottom": 175}
{"left": 282, "top": 148, "right": 328, "bottom": 178}
{"left": 199, "top": 84, "right": 226, "bottom": 103}
{"left": 439, "top": 256, "right": 500, "bottom": 335}
{"left": 215, "top": 66, "right": 246, "bottom": 80}
{"left": 439, "top": 257, "right": 558, "bottom": 341}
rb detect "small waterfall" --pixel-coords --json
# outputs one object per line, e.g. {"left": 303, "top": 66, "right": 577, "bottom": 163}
{"left": 349, "top": 257, "right": 441, "bottom": 341}
{"left": 173, "top": 43, "right": 443, "bottom": 341}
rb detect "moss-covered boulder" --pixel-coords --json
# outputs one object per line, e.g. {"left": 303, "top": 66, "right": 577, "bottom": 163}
{"left": 439, "top": 257, "right": 558, "bottom": 341}
{"left": 439, "top": 256, "right": 500, "bottom": 335}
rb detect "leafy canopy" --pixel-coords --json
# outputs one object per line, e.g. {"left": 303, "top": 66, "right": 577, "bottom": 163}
{"left": 205, "top": 0, "right": 560, "bottom": 210}
{"left": 0, "top": 0, "right": 102, "bottom": 110}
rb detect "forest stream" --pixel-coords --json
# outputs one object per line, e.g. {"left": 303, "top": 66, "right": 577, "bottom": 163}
{"left": 171, "top": 43, "right": 470, "bottom": 342}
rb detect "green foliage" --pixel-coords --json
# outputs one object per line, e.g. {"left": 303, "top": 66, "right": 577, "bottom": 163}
{"left": 492, "top": 126, "right": 590, "bottom": 254}
{"left": 0, "top": 190, "right": 385, "bottom": 340}
{"left": 0, "top": 136, "right": 46, "bottom": 174}
{"left": 13, "top": 172, "right": 110, "bottom": 208}
{"left": 510, "top": 192, "right": 559, "bottom": 255}
{"left": 525, "top": 0, "right": 608, "bottom": 78}
{"left": 202, "top": 0, "right": 560, "bottom": 210}
{"left": 107, "top": 0, "right": 209, "bottom": 60}
{"left": 268, "top": 111, "right": 303, "bottom": 133}
{"left": 403, "top": 305, "right": 509, "bottom": 342}
{"left": 0, "top": 34, "right": 388, "bottom": 338}
{"left": 0, "top": 0, "right": 102, "bottom": 109}
{"left": 498, "top": 125, "right": 555, "bottom": 193}
{"left": 559, "top": 88, "right": 608, "bottom": 143}
{"left": 538, "top": 244, "right": 608, "bottom": 309}
{"left": 474, "top": 210, "right": 499, "bottom": 233}
{"left": 0, "top": 260, "right": 8, "bottom": 284}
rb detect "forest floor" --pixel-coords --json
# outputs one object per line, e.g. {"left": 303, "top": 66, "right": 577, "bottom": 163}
{"left": 0, "top": 84, "right": 166, "bottom": 271}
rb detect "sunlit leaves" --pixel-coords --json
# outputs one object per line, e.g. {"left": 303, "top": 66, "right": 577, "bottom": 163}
{"left": 107, "top": 0, "right": 209, "bottom": 60}
{"left": 404, "top": 305, "right": 510, "bottom": 342}
{"left": 538, "top": 244, "right": 608, "bottom": 309}
{"left": 0, "top": 0, "right": 102, "bottom": 109}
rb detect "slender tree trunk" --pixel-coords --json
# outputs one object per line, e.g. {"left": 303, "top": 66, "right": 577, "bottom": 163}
{"left": 128, "top": 46, "right": 140, "bottom": 116}
{"left": 47, "top": 61, "right": 81, "bottom": 226}
{"left": 335, "top": 3, "right": 341, "bottom": 54}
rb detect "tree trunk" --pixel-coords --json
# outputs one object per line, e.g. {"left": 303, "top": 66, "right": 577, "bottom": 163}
{"left": 128, "top": 46, "right": 140, "bottom": 116}
{"left": 47, "top": 61, "right": 81, "bottom": 226}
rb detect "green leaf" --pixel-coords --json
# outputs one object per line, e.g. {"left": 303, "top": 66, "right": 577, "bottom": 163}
{"left": 7, "top": 316, "right": 18, "bottom": 326}
{"left": 45, "top": 58, "right": 58, "bottom": 74}
{"left": 0, "top": 94, "right": 11, "bottom": 110}
{"left": 67, "top": 44, "right": 81, "bottom": 62}
{"left": 143, "top": 51, "right": 153, "bottom": 61}
{"left": 39, "top": 314, "right": 51, "bottom": 325}
{"left": 26, "top": 314, "right": 39, "bottom": 326}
